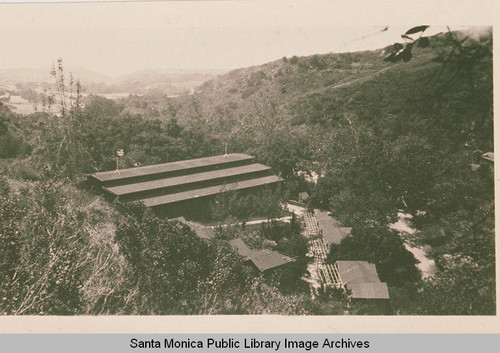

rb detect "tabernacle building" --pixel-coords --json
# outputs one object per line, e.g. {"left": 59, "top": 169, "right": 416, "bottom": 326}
{"left": 88, "top": 153, "right": 282, "bottom": 218}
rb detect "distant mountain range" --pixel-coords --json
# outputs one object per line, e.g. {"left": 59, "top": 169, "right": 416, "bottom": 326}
{"left": 0, "top": 67, "right": 228, "bottom": 96}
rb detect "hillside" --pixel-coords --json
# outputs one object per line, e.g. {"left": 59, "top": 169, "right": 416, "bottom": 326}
{"left": 122, "top": 44, "right": 441, "bottom": 138}
{"left": 0, "top": 29, "right": 494, "bottom": 315}
{"left": 116, "top": 30, "right": 494, "bottom": 314}
{"left": 121, "top": 49, "right": 397, "bottom": 119}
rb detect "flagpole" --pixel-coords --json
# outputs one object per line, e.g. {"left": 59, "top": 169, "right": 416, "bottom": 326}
{"left": 115, "top": 149, "right": 124, "bottom": 173}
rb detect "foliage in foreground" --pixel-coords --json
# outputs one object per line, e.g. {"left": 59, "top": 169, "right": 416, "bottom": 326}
{"left": 0, "top": 29, "right": 494, "bottom": 315}
{"left": 0, "top": 178, "right": 131, "bottom": 314}
{"left": 114, "top": 204, "right": 248, "bottom": 314}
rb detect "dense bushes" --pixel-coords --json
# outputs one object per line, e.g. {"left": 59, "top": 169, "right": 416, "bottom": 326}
{"left": 0, "top": 103, "right": 23, "bottom": 158}
{"left": 115, "top": 205, "right": 212, "bottom": 313}
{"left": 0, "top": 31, "right": 494, "bottom": 315}
{"left": 0, "top": 132, "right": 21, "bottom": 158}
{"left": 0, "top": 175, "right": 313, "bottom": 315}
{"left": 114, "top": 204, "right": 250, "bottom": 314}
{"left": 327, "top": 226, "right": 421, "bottom": 287}
{"left": 0, "top": 180, "right": 89, "bottom": 314}
{"left": 313, "top": 31, "right": 495, "bottom": 314}
{"left": 210, "top": 187, "right": 286, "bottom": 223}
{"left": 0, "top": 177, "right": 135, "bottom": 315}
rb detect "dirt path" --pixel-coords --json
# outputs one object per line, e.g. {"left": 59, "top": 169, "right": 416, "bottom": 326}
{"left": 390, "top": 212, "right": 436, "bottom": 278}
{"left": 294, "top": 63, "right": 401, "bottom": 100}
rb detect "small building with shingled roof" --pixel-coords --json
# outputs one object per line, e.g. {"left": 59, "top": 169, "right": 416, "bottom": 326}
{"left": 314, "top": 209, "right": 352, "bottom": 245}
{"left": 229, "top": 238, "right": 292, "bottom": 272}
{"left": 334, "top": 260, "right": 390, "bottom": 301}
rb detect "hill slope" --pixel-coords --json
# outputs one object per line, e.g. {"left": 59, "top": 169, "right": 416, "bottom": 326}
{"left": 1, "top": 29, "right": 493, "bottom": 315}
{"left": 119, "top": 32, "right": 494, "bottom": 314}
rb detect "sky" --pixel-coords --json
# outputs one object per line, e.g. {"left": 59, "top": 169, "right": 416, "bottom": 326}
{"left": 0, "top": 1, "right": 495, "bottom": 77}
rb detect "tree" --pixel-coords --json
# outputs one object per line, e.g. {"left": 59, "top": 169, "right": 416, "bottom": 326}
{"left": 327, "top": 226, "right": 421, "bottom": 287}
{"left": 188, "top": 239, "right": 250, "bottom": 314}
{"left": 311, "top": 118, "right": 400, "bottom": 226}
{"left": 253, "top": 186, "right": 286, "bottom": 224}
{"left": 210, "top": 186, "right": 252, "bottom": 223}
{"left": 0, "top": 103, "right": 23, "bottom": 158}
{"left": 415, "top": 256, "right": 495, "bottom": 315}
{"left": 0, "top": 177, "right": 26, "bottom": 313}
{"left": 275, "top": 231, "right": 310, "bottom": 294}
{"left": 114, "top": 204, "right": 251, "bottom": 314}
{"left": 384, "top": 26, "right": 492, "bottom": 84}
{"left": 115, "top": 204, "right": 208, "bottom": 313}
{"left": 33, "top": 58, "right": 92, "bottom": 177}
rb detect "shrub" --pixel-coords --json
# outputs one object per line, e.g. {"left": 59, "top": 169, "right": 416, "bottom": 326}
{"left": 114, "top": 204, "right": 247, "bottom": 314}
{"left": 0, "top": 132, "right": 21, "bottom": 158}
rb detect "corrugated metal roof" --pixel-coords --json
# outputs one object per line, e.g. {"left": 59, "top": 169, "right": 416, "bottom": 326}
{"left": 141, "top": 175, "right": 282, "bottom": 207}
{"left": 313, "top": 209, "right": 351, "bottom": 245}
{"left": 250, "top": 252, "right": 291, "bottom": 272}
{"left": 336, "top": 261, "right": 381, "bottom": 283}
{"left": 229, "top": 238, "right": 292, "bottom": 271}
{"left": 336, "top": 260, "right": 390, "bottom": 300}
{"left": 230, "top": 238, "right": 254, "bottom": 258}
{"left": 349, "top": 282, "right": 390, "bottom": 299}
{"left": 91, "top": 153, "right": 254, "bottom": 182}
{"left": 104, "top": 163, "right": 270, "bottom": 196}
{"left": 194, "top": 228, "right": 216, "bottom": 239}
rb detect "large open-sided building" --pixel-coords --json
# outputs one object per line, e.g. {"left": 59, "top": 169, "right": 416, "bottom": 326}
{"left": 88, "top": 153, "right": 282, "bottom": 218}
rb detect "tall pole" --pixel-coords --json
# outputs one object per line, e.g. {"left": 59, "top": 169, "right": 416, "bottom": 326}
{"left": 223, "top": 142, "right": 228, "bottom": 158}
{"left": 115, "top": 149, "right": 124, "bottom": 174}
{"left": 115, "top": 156, "right": 120, "bottom": 174}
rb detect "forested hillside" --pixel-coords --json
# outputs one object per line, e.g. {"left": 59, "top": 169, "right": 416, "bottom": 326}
{"left": 120, "top": 30, "right": 494, "bottom": 314}
{"left": 0, "top": 29, "right": 494, "bottom": 315}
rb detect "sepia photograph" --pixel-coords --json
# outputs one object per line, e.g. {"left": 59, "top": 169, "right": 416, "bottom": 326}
{"left": 0, "top": 0, "right": 495, "bottom": 323}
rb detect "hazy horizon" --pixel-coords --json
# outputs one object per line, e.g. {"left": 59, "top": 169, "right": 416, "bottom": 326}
{"left": 0, "top": 66, "right": 230, "bottom": 80}
{"left": 0, "top": 2, "right": 488, "bottom": 78}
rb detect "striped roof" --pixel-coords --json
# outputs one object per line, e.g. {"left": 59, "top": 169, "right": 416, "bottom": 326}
{"left": 89, "top": 153, "right": 282, "bottom": 219}
{"left": 91, "top": 153, "right": 254, "bottom": 182}
{"left": 141, "top": 175, "right": 282, "bottom": 207}
{"left": 105, "top": 163, "right": 270, "bottom": 197}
